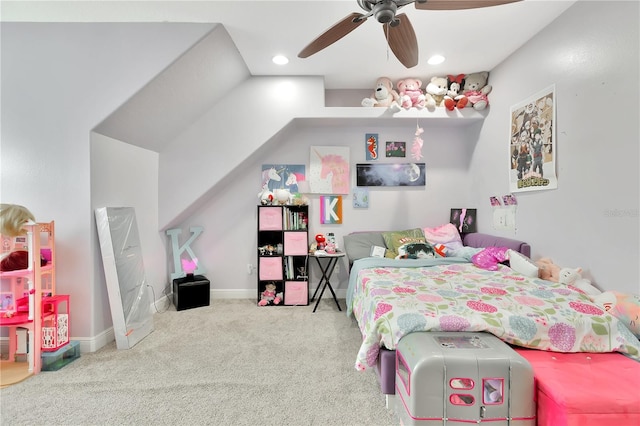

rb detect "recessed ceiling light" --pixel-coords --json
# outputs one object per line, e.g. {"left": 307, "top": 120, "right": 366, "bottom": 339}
{"left": 427, "top": 55, "right": 445, "bottom": 65}
{"left": 272, "top": 55, "right": 289, "bottom": 65}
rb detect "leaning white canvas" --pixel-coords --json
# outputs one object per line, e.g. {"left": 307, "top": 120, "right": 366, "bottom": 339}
{"left": 95, "top": 207, "right": 154, "bottom": 349}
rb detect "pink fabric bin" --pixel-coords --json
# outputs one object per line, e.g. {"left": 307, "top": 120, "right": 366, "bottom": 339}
{"left": 514, "top": 349, "right": 640, "bottom": 426}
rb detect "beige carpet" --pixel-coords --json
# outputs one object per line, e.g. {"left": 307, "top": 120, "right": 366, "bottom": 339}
{"left": 0, "top": 299, "right": 396, "bottom": 426}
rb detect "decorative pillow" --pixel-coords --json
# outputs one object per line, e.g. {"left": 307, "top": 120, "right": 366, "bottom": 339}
{"left": 423, "top": 223, "right": 464, "bottom": 251}
{"left": 471, "top": 247, "right": 509, "bottom": 271}
{"left": 506, "top": 249, "right": 539, "bottom": 278}
{"left": 343, "top": 232, "right": 387, "bottom": 262}
{"left": 590, "top": 291, "right": 640, "bottom": 337}
{"left": 396, "top": 242, "right": 438, "bottom": 259}
{"left": 382, "top": 228, "right": 426, "bottom": 259}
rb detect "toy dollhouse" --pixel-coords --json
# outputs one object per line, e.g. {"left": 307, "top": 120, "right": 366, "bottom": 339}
{"left": 1, "top": 221, "right": 71, "bottom": 379}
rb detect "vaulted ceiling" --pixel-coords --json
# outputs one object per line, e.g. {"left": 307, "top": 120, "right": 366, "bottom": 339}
{"left": 3, "top": 0, "right": 576, "bottom": 89}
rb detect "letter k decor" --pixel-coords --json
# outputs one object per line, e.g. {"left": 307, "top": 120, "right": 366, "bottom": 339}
{"left": 320, "top": 195, "right": 342, "bottom": 224}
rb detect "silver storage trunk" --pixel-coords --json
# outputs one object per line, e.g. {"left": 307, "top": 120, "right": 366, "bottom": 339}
{"left": 395, "top": 332, "right": 535, "bottom": 425}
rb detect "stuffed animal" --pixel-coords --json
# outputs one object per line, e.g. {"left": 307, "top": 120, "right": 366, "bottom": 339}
{"left": 443, "top": 74, "right": 469, "bottom": 111}
{"left": 424, "top": 76, "right": 448, "bottom": 109}
{"left": 462, "top": 71, "right": 492, "bottom": 110}
{"left": 0, "top": 204, "right": 35, "bottom": 237}
{"left": 536, "top": 257, "right": 561, "bottom": 282}
{"left": 397, "top": 78, "right": 426, "bottom": 109}
{"left": 258, "top": 282, "right": 282, "bottom": 306}
{"left": 558, "top": 267, "right": 601, "bottom": 295}
{"left": 361, "top": 77, "right": 401, "bottom": 112}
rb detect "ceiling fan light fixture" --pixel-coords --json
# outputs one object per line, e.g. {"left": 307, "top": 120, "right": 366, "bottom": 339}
{"left": 427, "top": 54, "right": 446, "bottom": 65}
{"left": 272, "top": 55, "right": 289, "bottom": 65}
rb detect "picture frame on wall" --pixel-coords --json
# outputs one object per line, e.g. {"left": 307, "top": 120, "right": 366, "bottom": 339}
{"left": 509, "top": 85, "right": 558, "bottom": 193}
{"left": 365, "top": 133, "right": 379, "bottom": 161}
{"left": 352, "top": 188, "right": 369, "bottom": 209}
{"left": 385, "top": 141, "right": 406, "bottom": 158}
{"left": 356, "top": 163, "right": 426, "bottom": 187}
{"left": 450, "top": 208, "right": 477, "bottom": 234}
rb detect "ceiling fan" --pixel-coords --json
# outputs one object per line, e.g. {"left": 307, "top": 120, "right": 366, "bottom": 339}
{"left": 298, "top": 0, "right": 521, "bottom": 68}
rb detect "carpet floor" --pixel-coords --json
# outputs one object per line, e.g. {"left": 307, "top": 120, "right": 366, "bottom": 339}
{"left": 0, "top": 298, "right": 396, "bottom": 426}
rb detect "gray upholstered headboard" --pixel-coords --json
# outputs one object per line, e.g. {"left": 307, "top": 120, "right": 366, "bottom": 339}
{"left": 463, "top": 232, "right": 531, "bottom": 257}
{"left": 343, "top": 230, "right": 531, "bottom": 266}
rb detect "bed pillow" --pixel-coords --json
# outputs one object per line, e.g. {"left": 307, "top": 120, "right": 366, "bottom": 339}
{"left": 396, "top": 242, "right": 438, "bottom": 259}
{"left": 343, "top": 232, "right": 387, "bottom": 262}
{"left": 382, "top": 228, "right": 427, "bottom": 259}
{"left": 590, "top": 291, "right": 640, "bottom": 337}
{"left": 507, "top": 249, "right": 539, "bottom": 278}
{"left": 423, "top": 223, "right": 464, "bottom": 251}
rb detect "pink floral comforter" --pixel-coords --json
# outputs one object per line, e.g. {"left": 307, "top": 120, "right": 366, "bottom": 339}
{"left": 346, "top": 258, "right": 640, "bottom": 371}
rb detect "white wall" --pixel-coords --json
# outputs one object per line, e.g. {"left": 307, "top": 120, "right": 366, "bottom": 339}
{"left": 90, "top": 132, "right": 166, "bottom": 333}
{"left": 469, "top": 0, "right": 639, "bottom": 293}
{"left": 180, "top": 1, "right": 639, "bottom": 296}
{"left": 184, "top": 121, "right": 481, "bottom": 295}
{"left": 1, "top": 23, "right": 214, "bottom": 347}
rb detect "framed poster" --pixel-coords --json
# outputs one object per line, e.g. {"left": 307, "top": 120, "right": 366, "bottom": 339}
{"left": 509, "top": 85, "right": 557, "bottom": 192}
{"left": 356, "top": 163, "right": 426, "bottom": 187}
{"left": 352, "top": 188, "right": 369, "bottom": 208}
{"left": 261, "top": 164, "right": 306, "bottom": 193}
{"left": 365, "top": 133, "right": 379, "bottom": 160}
{"left": 385, "top": 141, "right": 406, "bottom": 158}
{"left": 450, "top": 208, "right": 477, "bottom": 234}
{"left": 309, "top": 146, "right": 349, "bottom": 194}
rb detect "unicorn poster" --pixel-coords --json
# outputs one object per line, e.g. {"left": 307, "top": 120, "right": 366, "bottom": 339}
{"left": 260, "top": 164, "right": 306, "bottom": 193}
{"left": 309, "top": 146, "right": 350, "bottom": 194}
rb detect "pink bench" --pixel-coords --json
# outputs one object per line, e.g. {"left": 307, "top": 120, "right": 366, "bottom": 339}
{"left": 515, "top": 349, "right": 640, "bottom": 426}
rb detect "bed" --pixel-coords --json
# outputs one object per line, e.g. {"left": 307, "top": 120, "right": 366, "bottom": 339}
{"left": 343, "top": 228, "right": 640, "bottom": 400}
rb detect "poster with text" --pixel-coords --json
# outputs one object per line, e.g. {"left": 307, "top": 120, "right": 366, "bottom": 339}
{"left": 309, "top": 146, "right": 350, "bottom": 194}
{"left": 509, "top": 85, "right": 557, "bottom": 193}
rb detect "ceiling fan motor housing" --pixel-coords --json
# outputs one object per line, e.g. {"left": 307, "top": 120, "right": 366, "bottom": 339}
{"left": 374, "top": 1, "right": 398, "bottom": 23}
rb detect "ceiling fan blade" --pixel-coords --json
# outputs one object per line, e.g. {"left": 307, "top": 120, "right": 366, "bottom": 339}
{"left": 415, "top": 0, "right": 521, "bottom": 10}
{"left": 298, "top": 12, "right": 367, "bottom": 58}
{"left": 383, "top": 13, "right": 419, "bottom": 68}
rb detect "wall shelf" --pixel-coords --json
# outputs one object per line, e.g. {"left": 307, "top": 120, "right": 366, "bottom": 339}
{"left": 294, "top": 107, "right": 488, "bottom": 128}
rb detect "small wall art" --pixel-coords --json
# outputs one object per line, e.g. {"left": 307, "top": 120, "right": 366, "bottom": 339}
{"left": 356, "top": 163, "right": 426, "bottom": 187}
{"left": 352, "top": 188, "right": 369, "bottom": 208}
{"left": 450, "top": 208, "right": 477, "bottom": 234}
{"left": 261, "top": 164, "right": 306, "bottom": 193}
{"left": 365, "top": 133, "right": 378, "bottom": 161}
{"left": 385, "top": 141, "right": 406, "bottom": 158}
{"left": 320, "top": 195, "right": 343, "bottom": 224}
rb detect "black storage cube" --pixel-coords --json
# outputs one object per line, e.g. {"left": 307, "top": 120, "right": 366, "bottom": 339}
{"left": 173, "top": 274, "right": 210, "bottom": 311}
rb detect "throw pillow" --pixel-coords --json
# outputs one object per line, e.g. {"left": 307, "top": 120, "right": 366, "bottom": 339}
{"left": 423, "top": 223, "right": 464, "bottom": 251}
{"left": 382, "top": 228, "right": 426, "bottom": 259}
